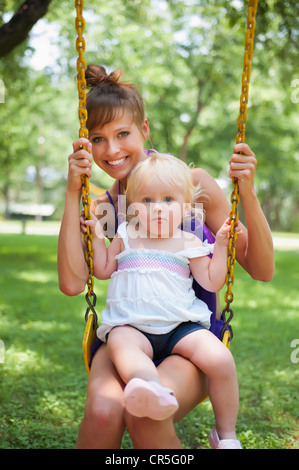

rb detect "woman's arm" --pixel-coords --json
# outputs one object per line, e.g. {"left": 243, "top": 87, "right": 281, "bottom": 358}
{"left": 57, "top": 189, "right": 89, "bottom": 295}
{"left": 191, "top": 143, "right": 274, "bottom": 282}
{"left": 57, "top": 138, "right": 93, "bottom": 296}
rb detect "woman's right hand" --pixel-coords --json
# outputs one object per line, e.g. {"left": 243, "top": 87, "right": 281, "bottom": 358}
{"left": 67, "top": 138, "right": 93, "bottom": 192}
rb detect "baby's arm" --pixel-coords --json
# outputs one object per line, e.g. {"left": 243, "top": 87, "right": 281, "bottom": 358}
{"left": 190, "top": 218, "right": 241, "bottom": 292}
{"left": 83, "top": 215, "right": 122, "bottom": 280}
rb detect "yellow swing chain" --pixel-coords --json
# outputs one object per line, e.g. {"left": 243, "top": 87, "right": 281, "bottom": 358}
{"left": 221, "top": 0, "right": 258, "bottom": 340}
{"left": 75, "top": 0, "right": 98, "bottom": 321}
{"left": 74, "top": 0, "right": 258, "bottom": 344}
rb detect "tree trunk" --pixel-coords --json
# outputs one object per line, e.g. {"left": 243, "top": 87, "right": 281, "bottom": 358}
{"left": 179, "top": 89, "right": 204, "bottom": 162}
{"left": 2, "top": 183, "right": 10, "bottom": 219}
{"left": 0, "top": 0, "right": 53, "bottom": 57}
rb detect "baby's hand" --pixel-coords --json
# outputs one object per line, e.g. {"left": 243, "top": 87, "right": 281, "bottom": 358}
{"left": 80, "top": 211, "right": 102, "bottom": 237}
{"left": 80, "top": 210, "right": 89, "bottom": 234}
{"left": 215, "top": 218, "right": 242, "bottom": 246}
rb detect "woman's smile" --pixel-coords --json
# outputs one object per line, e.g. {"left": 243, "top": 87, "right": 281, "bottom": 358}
{"left": 106, "top": 156, "right": 129, "bottom": 167}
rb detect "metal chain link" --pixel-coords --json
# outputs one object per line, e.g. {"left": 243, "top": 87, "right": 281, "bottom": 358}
{"left": 75, "top": 0, "right": 94, "bottom": 299}
{"left": 221, "top": 0, "right": 258, "bottom": 339}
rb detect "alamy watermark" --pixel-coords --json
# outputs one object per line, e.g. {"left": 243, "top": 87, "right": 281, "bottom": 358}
{"left": 92, "top": 196, "right": 204, "bottom": 240}
{"left": 290, "top": 339, "right": 299, "bottom": 364}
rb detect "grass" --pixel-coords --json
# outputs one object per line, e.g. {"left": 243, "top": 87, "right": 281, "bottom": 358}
{"left": 0, "top": 233, "right": 298, "bottom": 449}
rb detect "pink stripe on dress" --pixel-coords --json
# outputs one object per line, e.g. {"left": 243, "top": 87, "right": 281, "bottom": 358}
{"left": 117, "top": 252, "right": 190, "bottom": 278}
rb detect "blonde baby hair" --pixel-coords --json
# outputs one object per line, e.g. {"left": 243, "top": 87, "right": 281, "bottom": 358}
{"left": 126, "top": 151, "right": 204, "bottom": 221}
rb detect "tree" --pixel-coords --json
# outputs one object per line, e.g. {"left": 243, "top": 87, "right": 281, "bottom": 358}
{"left": 0, "top": 0, "right": 53, "bottom": 57}
{"left": 0, "top": 0, "right": 298, "bottom": 230}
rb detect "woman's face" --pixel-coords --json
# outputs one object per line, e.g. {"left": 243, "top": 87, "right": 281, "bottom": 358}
{"left": 89, "top": 109, "right": 150, "bottom": 184}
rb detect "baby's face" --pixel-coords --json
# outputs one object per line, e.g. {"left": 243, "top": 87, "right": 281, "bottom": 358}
{"left": 132, "top": 177, "right": 188, "bottom": 238}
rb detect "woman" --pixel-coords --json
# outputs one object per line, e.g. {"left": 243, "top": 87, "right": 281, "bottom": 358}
{"left": 57, "top": 65, "right": 274, "bottom": 449}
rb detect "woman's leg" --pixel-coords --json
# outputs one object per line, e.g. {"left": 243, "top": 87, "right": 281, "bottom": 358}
{"left": 125, "top": 354, "right": 209, "bottom": 449}
{"left": 172, "top": 330, "right": 239, "bottom": 440}
{"left": 76, "top": 344, "right": 126, "bottom": 449}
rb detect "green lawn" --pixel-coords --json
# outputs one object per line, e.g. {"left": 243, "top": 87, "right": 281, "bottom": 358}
{"left": 0, "top": 233, "right": 298, "bottom": 449}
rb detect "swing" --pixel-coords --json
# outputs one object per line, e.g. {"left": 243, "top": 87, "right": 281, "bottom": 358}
{"left": 74, "top": 0, "right": 259, "bottom": 375}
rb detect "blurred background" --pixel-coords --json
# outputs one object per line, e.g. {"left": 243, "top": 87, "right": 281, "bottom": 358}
{"left": 0, "top": 0, "right": 298, "bottom": 233}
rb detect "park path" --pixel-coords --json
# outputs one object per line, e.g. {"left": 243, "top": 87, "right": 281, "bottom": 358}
{"left": 0, "top": 221, "right": 299, "bottom": 250}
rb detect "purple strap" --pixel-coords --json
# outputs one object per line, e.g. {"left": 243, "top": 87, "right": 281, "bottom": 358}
{"left": 144, "top": 148, "right": 174, "bottom": 157}
{"left": 105, "top": 190, "right": 118, "bottom": 230}
{"left": 118, "top": 180, "right": 123, "bottom": 225}
{"left": 105, "top": 182, "right": 123, "bottom": 229}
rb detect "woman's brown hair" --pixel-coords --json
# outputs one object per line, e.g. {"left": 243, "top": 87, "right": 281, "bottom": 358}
{"left": 84, "top": 65, "right": 145, "bottom": 132}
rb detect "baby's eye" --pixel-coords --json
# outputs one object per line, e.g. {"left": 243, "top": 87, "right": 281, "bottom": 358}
{"left": 144, "top": 197, "right": 152, "bottom": 203}
{"left": 165, "top": 196, "right": 173, "bottom": 202}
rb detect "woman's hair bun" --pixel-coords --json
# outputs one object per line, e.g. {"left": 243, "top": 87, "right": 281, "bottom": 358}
{"left": 85, "top": 64, "right": 121, "bottom": 88}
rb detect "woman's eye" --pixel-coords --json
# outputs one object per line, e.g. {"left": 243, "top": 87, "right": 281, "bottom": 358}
{"left": 119, "top": 131, "right": 129, "bottom": 138}
{"left": 92, "top": 136, "right": 104, "bottom": 143}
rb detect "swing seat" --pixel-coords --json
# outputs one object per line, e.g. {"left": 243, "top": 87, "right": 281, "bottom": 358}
{"left": 83, "top": 313, "right": 98, "bottom": 374}
{"left": 221, "top": 329, "right": 232, "bottom": 350}
{"left": 83, "top": 315, "right": 232, "bottom": 374}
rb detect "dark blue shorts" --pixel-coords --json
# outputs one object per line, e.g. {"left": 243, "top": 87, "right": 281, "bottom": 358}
{"left": 90, "top": 321, "right": 206, "bottom": 368}
{"left": 140, "top": 321, "right": 206, "bottom": 363}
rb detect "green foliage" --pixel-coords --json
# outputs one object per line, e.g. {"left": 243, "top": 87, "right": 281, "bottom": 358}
{"left": 0, "top": 0, "right": 298, "bottom": 230}
{"left": 0, "top": 233, "right": 298, "bottom": 449}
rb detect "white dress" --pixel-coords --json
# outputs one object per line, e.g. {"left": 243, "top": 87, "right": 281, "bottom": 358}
{"left": 97, "top": 222, "right": 214, "bottom": 341}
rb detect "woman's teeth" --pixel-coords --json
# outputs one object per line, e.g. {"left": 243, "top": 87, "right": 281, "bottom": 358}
{"left": 108, "top": 157, "right": 127, "bottom": 166}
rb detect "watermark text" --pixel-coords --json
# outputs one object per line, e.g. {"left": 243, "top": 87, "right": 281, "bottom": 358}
{"left": 290, "top": 339, "right": 299, "bottom": 364}
{"left": 92, "top": 197, "right": 204, "bottom": 240}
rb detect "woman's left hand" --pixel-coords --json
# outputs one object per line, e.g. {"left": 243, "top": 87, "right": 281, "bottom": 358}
{"left": 229, "top": 143, "right": 257, "bottom": 199}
